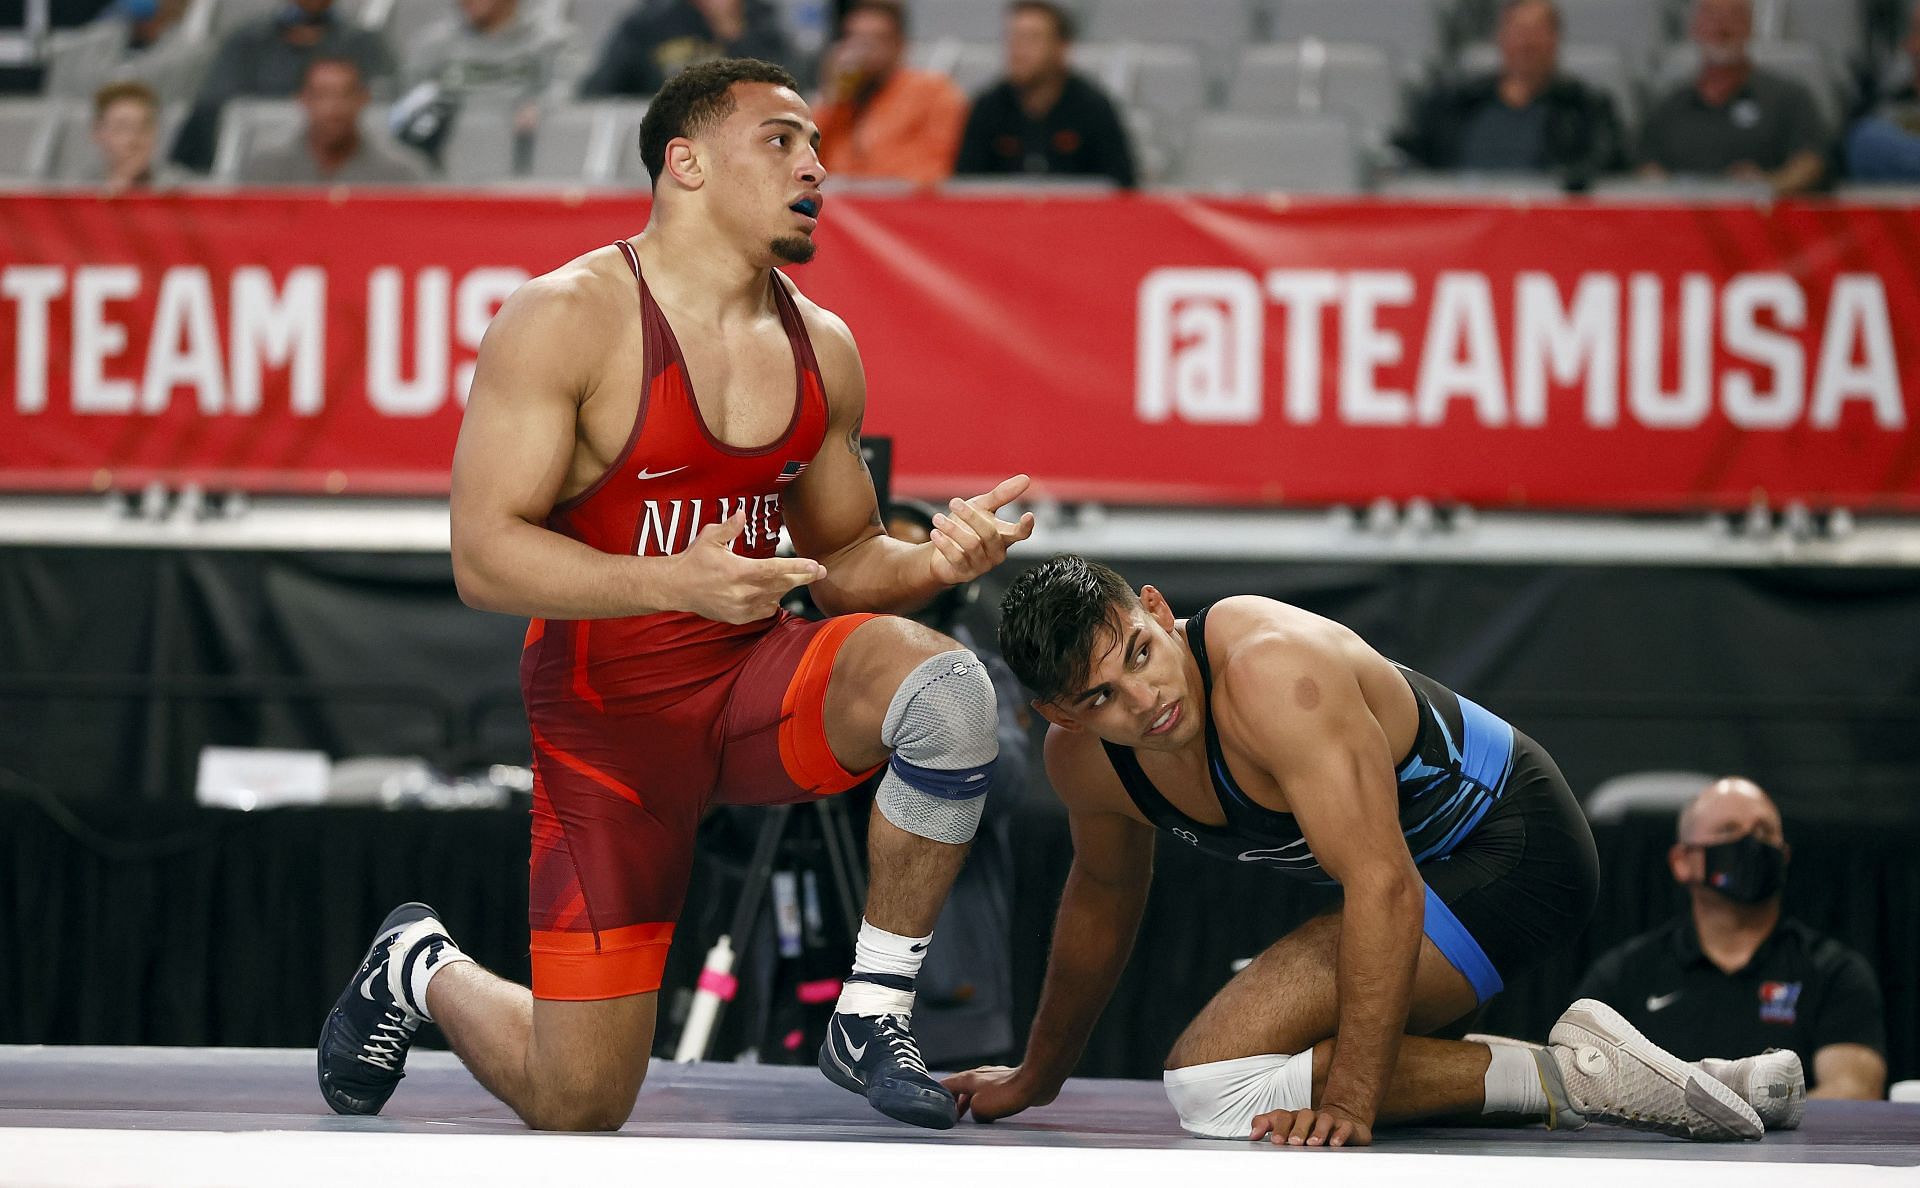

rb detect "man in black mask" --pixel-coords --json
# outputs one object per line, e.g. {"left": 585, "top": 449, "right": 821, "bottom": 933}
{"left": 1577, "top": 777, "right": 1886, "bottom": 1103}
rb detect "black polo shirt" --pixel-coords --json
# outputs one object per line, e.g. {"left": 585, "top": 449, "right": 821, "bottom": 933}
{"left": 1637, "top": 66, "right": 1827, "bottom": 173}
{"left": 955, "top": 72, "right": 1136, "bottom": 187}
{"left": 1576, "top": 914, "right": 1885, "bottom": 1080}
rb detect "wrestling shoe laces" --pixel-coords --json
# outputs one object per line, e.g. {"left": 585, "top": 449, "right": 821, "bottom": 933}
{"left": 317, "top": 902, "right": 443, "bottom": 1116}
{"left": 818, "top": 1007, "right": 957, "bottom": 1130}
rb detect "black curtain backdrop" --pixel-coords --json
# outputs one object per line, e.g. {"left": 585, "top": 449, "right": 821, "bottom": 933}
{"left": 1, "top": 798, "right": 1915, "bottom": 1084}
{"left": 1, "top": 544, "right": 1917, "bottom": 1082}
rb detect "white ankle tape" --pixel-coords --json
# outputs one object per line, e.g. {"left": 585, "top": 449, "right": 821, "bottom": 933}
{"left": 834, "top": 981, "right": 916, "bottom": 1018}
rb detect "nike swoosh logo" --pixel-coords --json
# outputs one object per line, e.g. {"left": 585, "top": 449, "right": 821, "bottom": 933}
{"left": 909, "top": 941, "right": 929, "bottom": 953}
{"left": 359, "top": 968, "right": 381, "bottom": 1001}
{"left": 635, "top": 466, "right": 689, "bottom": 481}
{"left": 1647, "top": 991, "right": 1682, "bottom": 1012}
{"left": 1237, "top": 846, "right": 1303, "bottom": 863}
{"left": 838, "top": 1019, "right": 868, "bottom": 1062}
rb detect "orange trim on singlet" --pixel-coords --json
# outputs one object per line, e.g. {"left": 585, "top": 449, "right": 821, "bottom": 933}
{"left": 530, "top": 724, "right": 643, "bottom": 806}
{"left": 778, "top": 613, "right": 887, "bottom": 796}
{"left": 524, "top": 618, "right": 545, "bottom": 649}
{"left": 530, "top": 922, "right": 676, "bottom": 1000}
{"left": 571, "top": 621, "right": 604, "bottom": 712}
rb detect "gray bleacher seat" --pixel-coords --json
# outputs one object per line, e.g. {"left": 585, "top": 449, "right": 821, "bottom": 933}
{"left": 1772, "top": 0, "right": 1868, "bottom": 69}
{"left": 1131, "top": 42, "right": 1211, "bottom": 137}
{"left": 527, "top": 102, "right": 607, "bottom": 181}
{"left": 1268, "top": 0, "right": 1442, "bottom": 75}
{"left": 1121, "top": 104, "right": 1168, "bottom": 181}
{"left": 438, "top": 104, "right": 518, "bottom": 182}
{"left": 0, "top": 100, "right": 65, "bottom": 181}
{"left": 1376, "top": 169, "right": 1570, "bottom": 196}
{"left": 1176, "top": 111, "right": 1362, "bottom": 192}
{"left": 1455, "top": 41, "right": 1638, "bottom": 125}
{"left": 1557, "top": 0, "right": 1670, "bottom": 68}
{"left": 1227, "top": 42, "right": 1402, "bottom": 143}
{"left": 1583, "top": 770, "right": 1714, "bottom": 823}
{"left": 211, "top": 96, "right": 302, "bottom": 179}
{"left": 46, "top": 102, "right": 189, "bottom": 182}
{"left": 1086, "top": 0, "right": 1258, "bottom": 73}
{"left": 1653, "top": 40, "right": 1846, "bottom": 131}
{"left": 609, "top": 100, "right": 653, "bottom": 182}
{"left": 1069, "top": 41, "right": 1131, "bottom": 96}
{"left": 910, "top": 0, "right": 1007, "bottom": 42}
{"left": 559, "top": 0, "right": 635, "bottom": 56}
{"left": 44, "top": 23, "right": 128, "bottom": 98}
{"left": 949, "top": 41, "right": 1004, "bottom": 96}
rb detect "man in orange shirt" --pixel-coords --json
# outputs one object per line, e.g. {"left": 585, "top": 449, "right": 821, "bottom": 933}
{"left": 814, "top": 0, "right": 966, "bottom": 184}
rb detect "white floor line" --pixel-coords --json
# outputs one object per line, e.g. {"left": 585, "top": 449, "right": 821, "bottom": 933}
{"left": 0, "top": 1128, "right": 1912, "bottom": 1188}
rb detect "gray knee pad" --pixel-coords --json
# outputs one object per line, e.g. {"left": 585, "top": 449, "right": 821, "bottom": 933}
{"left": 874, "top": 649, "right": 998, "bottom": 845}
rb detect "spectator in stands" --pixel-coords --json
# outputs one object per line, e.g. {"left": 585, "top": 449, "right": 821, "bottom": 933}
{"left": 1636, "top": 0, "right": 1827, "bottom": 194}
{"left": 392, "top": 0, "right": 568, "bottom": 164}
{"left": 242, "top": 56, "right": 430, "bottom": 185}
{"left": 1845, "top": 0, "right": 1920, "bottom": 178}
{"left": 169, "top": 0, "right": 396, "bottom": 174}
{"left": 813, "top": 0, "right": 967, "bottom": 185}
{"left": 1577, "top": 777, "right": 1887, "bottom": 1100}
{"left": 955, "top": 0, "right": 1135, "bottom": 186}
{"left": 1392, "top": 0, "right": 1624, "bottom": 187}
{"left": 579, "top": 0, "right": 797, "bottom": 97}
{"left": 87, "top": 80, "right": 185, "bottom": 193}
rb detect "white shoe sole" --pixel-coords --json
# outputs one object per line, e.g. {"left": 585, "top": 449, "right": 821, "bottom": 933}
{"left": 1550, "top": 999, "right": 1764, "bottom": 1141}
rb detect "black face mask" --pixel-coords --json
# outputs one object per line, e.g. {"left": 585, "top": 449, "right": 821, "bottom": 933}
{"left": 1699, "top": 835, "right": 1787, "bottom": 905}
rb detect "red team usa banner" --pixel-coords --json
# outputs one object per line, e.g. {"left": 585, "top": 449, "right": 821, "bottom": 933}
{"left": 1, "top": 191, "right": 1916, "bottom": 509}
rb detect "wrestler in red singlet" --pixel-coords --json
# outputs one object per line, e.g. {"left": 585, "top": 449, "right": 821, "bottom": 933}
{"left": 522, "top": 241, "right": 880, "bottom": 1000}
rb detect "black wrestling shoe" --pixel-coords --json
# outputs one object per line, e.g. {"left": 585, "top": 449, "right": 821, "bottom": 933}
{"left": 819, "top": 1010, "right": 958, "bottom": 1130}
{"left": 317, "top": 901, "right": 441, "bottom": 1116}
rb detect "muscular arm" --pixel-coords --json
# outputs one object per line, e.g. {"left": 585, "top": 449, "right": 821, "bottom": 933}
{"left": 1018, "top": 734, "right": 1156, "bottom": 1091}
{"left": 1221, "top": 635, "right": 1423, "bottom": 1131}
{"left": 779, "top": 307, "right": 945, "bottom": 616}
{"left": 1809, "top": 1044, "right": 1886, "bottom": 1101}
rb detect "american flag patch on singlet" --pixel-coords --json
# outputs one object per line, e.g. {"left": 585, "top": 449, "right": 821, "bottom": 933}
{"left": 776, "top": 461, "right": 809, "bottom": 485}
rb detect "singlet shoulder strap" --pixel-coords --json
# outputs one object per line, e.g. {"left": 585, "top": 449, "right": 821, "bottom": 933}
{"left": 611, "top": 240, "right": 676, "bottom": 381}
{"left": 1100, "top": 739, "right": 1191, "bottom": 832}
{"left": 768, "top": 269, "right": 825, "bottom": 384}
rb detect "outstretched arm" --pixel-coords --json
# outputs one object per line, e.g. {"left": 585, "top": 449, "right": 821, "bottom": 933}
{"left": 945, "top": 731, "right": 1154, "bottom": 1121}
{"left": 781, "top": 307, "right": 1032, "bottom": 616}
{"left": 450, "top": 272, "right": 823, "bottom": 622}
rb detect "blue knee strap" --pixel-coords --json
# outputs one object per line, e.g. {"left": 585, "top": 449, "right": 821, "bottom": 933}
{"left": 887, "top": 754, "right": 994, "bottom": 800}
{"left": 1422, "top": 885, "right": 1503, "bottom": 1005}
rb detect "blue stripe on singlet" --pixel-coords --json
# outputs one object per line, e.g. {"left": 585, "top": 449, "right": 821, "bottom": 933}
{"left": 1422, "top": 885, "right": 1504, "bottom": 1004}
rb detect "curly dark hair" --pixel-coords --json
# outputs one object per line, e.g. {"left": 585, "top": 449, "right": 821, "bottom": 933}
{"left": 997, "top": 554, "right": 1139, "bottom": 704}
{"left": 639, "top": 58, "right": 800, "bottom": 187}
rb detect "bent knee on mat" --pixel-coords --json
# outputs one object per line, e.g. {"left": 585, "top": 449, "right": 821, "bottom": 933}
{"left": 521, "top": 1071, "right": 647, "bottom": 1132}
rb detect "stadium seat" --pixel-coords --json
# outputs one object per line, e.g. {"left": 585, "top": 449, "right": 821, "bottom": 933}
{"left": 1130, "top": 42, "right": 1212, "bottom": 138}
{"left": 210, "top": 97, "right": 302, "bottom": 180}
{"left": 910, "top": 0, "right": 1007, "bottom": 42}
{"left": 1227, "top": 42, "right": 1402, "bottom": 144}
{"left": 0, "top": 100, "right": 64, "bottom": 181}
{"left": 1069, "top": 41, "right": 1131, "bottom": 97}
{"left": 43, "top": 23, "right": 127, "bottom": 98}
{"left": 1086, "top": 0, "right": 1259, "bottom": 74}
{"left": 1454, "top": 41, "right": 1638, "bottom": 125}
{"left": 948, "top": 41, "right": 1004, "bottom": 96}
{"left": 438, "top": 104, "right": 519, "bottom": 183}
{"left": 1268, "top": 0, "right": 1443, "bottom": 75}
{"left": 527, "top": 102, "right": 608, "bottom": 182}
{"left": 1556, "top": 0, "right": 1670, "bottom": 69}
{"left": 609, "top": 100, "right": 654, "bottom": 182}
{"left": 1770, "top": 0, "right": 1869, "bottom": 71}
{"left": 1653, "top": 40, "right": 1846, "bottom": 132}
{"left": 561, "top": 0, "right": 638, "bottom": 56}
{"left": 1583, "top": 770, "right": 1715, "bottom": 823}
{"left": 1176, "top": 111, "right": 1362, "bottom": 192}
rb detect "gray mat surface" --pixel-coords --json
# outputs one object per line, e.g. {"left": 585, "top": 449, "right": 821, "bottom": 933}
{"left": 1, "top": 1047, "right": 1915, "bottom": 1165}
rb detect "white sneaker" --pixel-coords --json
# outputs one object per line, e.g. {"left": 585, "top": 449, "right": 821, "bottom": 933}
{"left": 1698, "top": 1050, "right": 1805, "bottom": 1131}
{"left": 1546, "top": 999, "right": 1764, "bottom": 1141}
